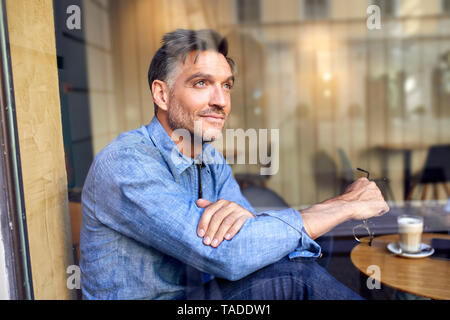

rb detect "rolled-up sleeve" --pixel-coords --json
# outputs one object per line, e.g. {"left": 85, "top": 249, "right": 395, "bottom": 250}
{"left": 255, "top": 210, "right": 322, "bottom": 259}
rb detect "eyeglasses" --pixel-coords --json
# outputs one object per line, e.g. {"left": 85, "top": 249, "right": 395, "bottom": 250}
{"left": 352, "top": 168, "right": 374, "bottom": 246}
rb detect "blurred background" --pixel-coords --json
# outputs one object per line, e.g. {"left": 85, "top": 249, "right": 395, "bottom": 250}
{"left": 53, "top": 0, "right": 450, "bottom": 209}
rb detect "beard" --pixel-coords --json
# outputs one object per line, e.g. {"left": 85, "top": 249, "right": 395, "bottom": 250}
{"left": 167, "top": 97, "right": 225, "bottom": 143}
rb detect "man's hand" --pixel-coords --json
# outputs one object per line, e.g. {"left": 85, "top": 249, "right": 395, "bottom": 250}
{"left": 340, "top": 177, "right": 390, "bottom": 220}
{"left": 196, "top": 199, "right": 255, "bottom": 248}
{"left": 300, "top": 177, "right": 389, "bottom": 240}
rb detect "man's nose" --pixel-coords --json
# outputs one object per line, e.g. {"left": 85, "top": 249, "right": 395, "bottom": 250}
{"left": 209, "top": 84, "right": 226, "bottom": 109}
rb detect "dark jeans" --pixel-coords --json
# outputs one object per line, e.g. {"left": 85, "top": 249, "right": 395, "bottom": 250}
{"left": 185, "top": 256, "right": 363, "bottom": 300}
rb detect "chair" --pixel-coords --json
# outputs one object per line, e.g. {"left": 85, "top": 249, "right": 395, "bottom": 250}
{"left": 241, "top": 184, "right": 290, "bottom": 211}
{"left": 406, "top": 145, "right": 450, "bottom": 201}
{"left": 313, "top": 150, "right": 340, "bottom": 197}
{"left": 338, "top": 149, "right": 361, "bottom": 195}
{"left": 234, "top": 173, "right": 269, "bottom": 190}
{"left": 338, "top": 148, "right": 395, "bottom": 201}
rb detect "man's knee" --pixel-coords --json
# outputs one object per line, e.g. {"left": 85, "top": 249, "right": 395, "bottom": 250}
{"left": 262, "top": 257, "right": 362, "bottom": 300}
{"left": 264, "top": 256, "right": 324, "bottom": 280}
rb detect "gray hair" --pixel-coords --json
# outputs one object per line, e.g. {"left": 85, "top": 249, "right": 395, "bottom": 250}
{"left": 148, "top": 29, "right": 235, "bottom": 115}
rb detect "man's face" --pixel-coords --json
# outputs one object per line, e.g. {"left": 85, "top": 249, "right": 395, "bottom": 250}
{"left": 166, "top": 50, "right": 233, "bottom": 142}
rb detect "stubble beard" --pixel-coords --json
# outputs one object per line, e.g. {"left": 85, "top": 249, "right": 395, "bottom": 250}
{"left": 167, "top": 98, "right": 224, "bottom": 143}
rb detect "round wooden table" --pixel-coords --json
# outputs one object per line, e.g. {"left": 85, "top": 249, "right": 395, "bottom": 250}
{"left": 351, "top": 233, "right": 450, "bottom": 300}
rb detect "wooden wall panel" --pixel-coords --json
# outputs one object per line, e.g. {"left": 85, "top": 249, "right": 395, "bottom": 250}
{"left": 135, "top": 0, "right": 156, "bottom": 124}
{"left": 118, "top": 0, "right": 143, "bottom": 131}
{"left": 5, "top": 0, "right": 75, "bottom": 299}
{"left": 332, "top": 23, "right": 351, "bottom": 195}
{"left": 295, "top": 23, "right": 317, "bottom": 207}
{"left": 263, "top": 38, "right": 283, "bottom": 194}
{"left": 84, "top": 0, "right": 117, "bottom": 153}
{"left": 348, "top": 23, "right": 369, "bottom": 187}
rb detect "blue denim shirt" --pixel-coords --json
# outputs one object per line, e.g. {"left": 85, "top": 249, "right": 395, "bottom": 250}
{"left": 80, "top": 116, "right": 321, "bottom": 300}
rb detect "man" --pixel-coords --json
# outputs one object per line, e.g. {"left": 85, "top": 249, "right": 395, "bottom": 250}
{"left": 80, "top": 29, "right": 389, "bottom": 300}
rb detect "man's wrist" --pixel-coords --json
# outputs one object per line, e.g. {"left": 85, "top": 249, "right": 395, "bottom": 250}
{"left": 322, "top": 195, "right": 355, "bottom": 221}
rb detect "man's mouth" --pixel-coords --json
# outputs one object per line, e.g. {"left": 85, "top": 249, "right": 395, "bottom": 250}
{"left": 200, "top": 114, "right": 225, "bottom": 122}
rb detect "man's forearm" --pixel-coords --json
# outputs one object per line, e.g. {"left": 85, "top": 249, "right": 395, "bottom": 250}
{"left": 300, "top": 177, "right": 390, "bottom": 240}
{"left": 299, "top": 196, "right": 354, "bottom": 240}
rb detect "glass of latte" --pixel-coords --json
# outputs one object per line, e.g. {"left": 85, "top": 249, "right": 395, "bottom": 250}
{"left": 397, "top": 215, "right": 424, "bottom": 253}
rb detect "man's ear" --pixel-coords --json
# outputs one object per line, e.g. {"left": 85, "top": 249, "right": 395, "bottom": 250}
{"left": 152, "top": 80, "right": 170, "bottom": 112}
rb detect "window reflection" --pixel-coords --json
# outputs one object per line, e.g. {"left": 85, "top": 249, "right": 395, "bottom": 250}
{"left": 54, "top": 0, "right": 450, "bottom": 209}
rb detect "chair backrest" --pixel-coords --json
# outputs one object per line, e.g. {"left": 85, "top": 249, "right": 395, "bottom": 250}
{"left": 312, "top": 150, "right": 340, "bottom": 196}
{"left": 241, "top": 185, "right": 289, "bottom": 212}
{"left": 338, "top": 148, "right": 354, "bottom": 182}
{"left": 420, "top": 145, "right": 450, "bottom": 183}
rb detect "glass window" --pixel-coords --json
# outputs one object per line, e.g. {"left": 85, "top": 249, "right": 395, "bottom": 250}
{"left": 54, "top": 0, "right": 450, "bottom": 301}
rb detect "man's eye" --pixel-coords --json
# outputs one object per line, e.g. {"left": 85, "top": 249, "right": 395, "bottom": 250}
{"left": 195, "top": 80, "right": 206, "bottom": 87}
{"left": 224, "top": 83, "right": 233, "bottom": 90}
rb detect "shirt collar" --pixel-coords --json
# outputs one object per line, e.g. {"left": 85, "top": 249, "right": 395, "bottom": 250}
{"left": 146, "top": 116, "right": 214, "bottom": 174}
